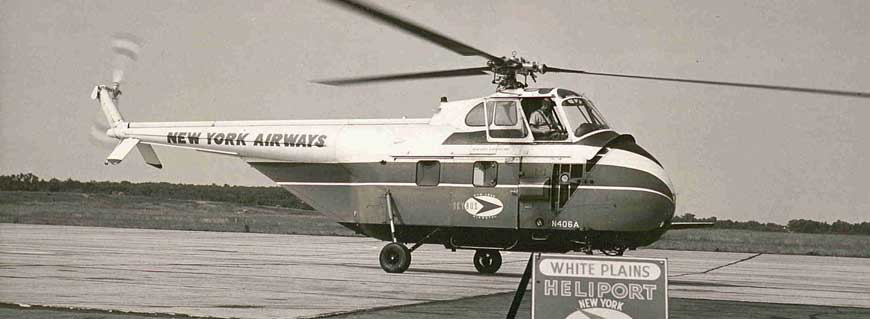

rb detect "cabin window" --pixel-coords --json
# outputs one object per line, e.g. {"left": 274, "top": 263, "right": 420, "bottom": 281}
{"left": 473, "top": 161, "right": 498, "bottom": 187}
{"left": 465, "top": 103, "right": 486, "bottom": 126}
{"left": 416, "top": 161, "right": 441, "bottom": 186}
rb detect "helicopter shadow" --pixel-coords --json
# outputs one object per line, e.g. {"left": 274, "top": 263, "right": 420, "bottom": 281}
{"left": 406, "top": 267, "right": 523, "bottom": 278}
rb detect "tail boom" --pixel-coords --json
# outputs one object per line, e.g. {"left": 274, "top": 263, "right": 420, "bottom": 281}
{"left": 91, "top": 83, "right": 125, "bottom": 127}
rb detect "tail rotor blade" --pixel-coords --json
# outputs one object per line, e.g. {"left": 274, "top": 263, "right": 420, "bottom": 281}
{"left": 89, "top": 110, "right": 114, "bottom": 149}
{"left": 111, "top": 33, "right": 142, "bottom": 84}
{"left": 89, "top": 125, "right": 114, "bottom": 147}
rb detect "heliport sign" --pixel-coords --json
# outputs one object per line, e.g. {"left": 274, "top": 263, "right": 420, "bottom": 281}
{"left": 532, "top": 254, "right": 668, "bottom": 319}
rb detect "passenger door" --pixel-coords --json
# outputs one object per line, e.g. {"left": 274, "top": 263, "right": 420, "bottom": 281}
{"left": 449, "top": 157, "right": 521, "bottom": 226}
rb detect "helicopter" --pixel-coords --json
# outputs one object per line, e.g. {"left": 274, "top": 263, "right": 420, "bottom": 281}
{"left": 91, "top": 0, "right": 870, "bottom": 274}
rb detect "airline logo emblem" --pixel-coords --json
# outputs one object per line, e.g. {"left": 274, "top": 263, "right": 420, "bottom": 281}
{"left": 464, "top": 195, "right": 503, "bottom": 218}
{"left": 565, "top": 307, "right": 632, "bottom": 319}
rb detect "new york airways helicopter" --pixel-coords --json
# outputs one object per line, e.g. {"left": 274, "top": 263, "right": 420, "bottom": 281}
{"left": 91, "top": 0, "right": 869, "bottom": 274}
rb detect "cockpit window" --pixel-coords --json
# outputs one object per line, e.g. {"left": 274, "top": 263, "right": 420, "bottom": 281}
{"left": 562, "top": 98, "right": 610, "bottom": 137}
{"left": 557, "top": 89, "right": 580, "bottom": 98}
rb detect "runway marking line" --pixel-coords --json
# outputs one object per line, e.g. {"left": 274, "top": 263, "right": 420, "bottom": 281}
{"left": 671, "top": 253, "right": 763, "bottom": 278}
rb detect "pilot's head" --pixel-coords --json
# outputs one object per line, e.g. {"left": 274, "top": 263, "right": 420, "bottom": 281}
{"left": 541, "top": 98, "right": 555, "bottom": 110}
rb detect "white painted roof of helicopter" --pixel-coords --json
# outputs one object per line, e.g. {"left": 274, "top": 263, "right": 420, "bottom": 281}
{"left": 487, "top": 87, "right": 580, "bottom": 98}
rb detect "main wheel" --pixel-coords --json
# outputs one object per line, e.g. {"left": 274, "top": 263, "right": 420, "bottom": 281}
{"left": 379, "top": 242, "right": 411, "bottom": 273}
{"left": 473, "top": 249, "right": 502, "bottom": 274}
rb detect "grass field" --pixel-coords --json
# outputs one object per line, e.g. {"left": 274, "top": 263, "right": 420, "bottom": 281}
{"left": 0, "top": 191, "right": 357, "bottom": 237}
{"left": 651, "top": 228, "right": 870, "bottom": 258}
{"left": 3, "top": 191, "right": 869, "bottom": 258}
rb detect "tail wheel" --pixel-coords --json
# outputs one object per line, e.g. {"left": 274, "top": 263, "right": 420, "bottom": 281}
{"left": 473, "top": 249, "right": 502, "bottom": 274}
{"left": 379, "top": 243, "right": 411, "bottom": 273}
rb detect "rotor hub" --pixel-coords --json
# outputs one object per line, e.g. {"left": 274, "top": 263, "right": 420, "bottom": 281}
{"left": 487, "top": 56, "right": 543, "bottom": 90}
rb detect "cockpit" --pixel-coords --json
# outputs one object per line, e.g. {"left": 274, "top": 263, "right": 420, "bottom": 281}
{"left": 559, "top": 97, "right": 609, "bottom": 138}
{"left": 455, "top": 88, "right": 611, "bottom": 143}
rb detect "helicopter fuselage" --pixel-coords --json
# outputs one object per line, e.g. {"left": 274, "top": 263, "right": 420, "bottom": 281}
{"left": 102, "top": 87, "right": 675, "bottom": 254}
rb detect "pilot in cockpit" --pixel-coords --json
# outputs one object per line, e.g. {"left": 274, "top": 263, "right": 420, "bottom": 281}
{"left": 529, "top": 98, "right": 564, "bottom": 140}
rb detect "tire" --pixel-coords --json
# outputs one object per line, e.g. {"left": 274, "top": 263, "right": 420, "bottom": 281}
{"left": 379, "top": 242, "right": 411, "bottom": 273}
{"left": 473, "top": 249, "right": 502, "bottom": 274}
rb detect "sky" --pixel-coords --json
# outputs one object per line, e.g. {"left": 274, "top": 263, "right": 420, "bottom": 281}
{"left": 1, "top": 0, "right": 869, "bottom": 223}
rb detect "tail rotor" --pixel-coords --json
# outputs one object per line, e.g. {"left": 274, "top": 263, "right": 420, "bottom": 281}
{"left": 111, "top": 33, "right": 142, "bottom": 85}
{"left": 89, "top": 33, "right": 142, "bottom": 148}
{"left": 89, "top": 110, "right": 115, "bottom": 150}
{"left": 90, "top": 33, "right": 161, "bottom": 170}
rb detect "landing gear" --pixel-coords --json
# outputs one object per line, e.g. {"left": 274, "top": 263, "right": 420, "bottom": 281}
{"left": 473, "top": 249, "right": 502, "bottom": 274}
{"left": 379, "top": 242, "right": 411, "bottom": 273}
{"left": 599, "top": 246, "right": 627, "bottom": 256}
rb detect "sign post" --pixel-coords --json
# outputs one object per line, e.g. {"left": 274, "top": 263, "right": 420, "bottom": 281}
{"left": 532, "top": 254, "right": 668, "bottom": 319}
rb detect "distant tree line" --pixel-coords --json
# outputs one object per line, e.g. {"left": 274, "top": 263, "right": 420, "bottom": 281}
{"left": 0, "top": 173, "right": 311, "bottom": 210}
{"left": 672, "top": 213, "right": 870, "bottom": 236}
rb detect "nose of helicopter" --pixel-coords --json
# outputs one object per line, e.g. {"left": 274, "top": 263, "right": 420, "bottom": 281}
{"left": 562, "top": 143, "right": 675, "bottom": 232}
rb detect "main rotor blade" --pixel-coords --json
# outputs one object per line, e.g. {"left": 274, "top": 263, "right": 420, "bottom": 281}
{"left": 314, "top": 67, "right": 490, "bottom": 86}
{"left": 544, "top": 66, "right": 870, "bottom": 99}
{"left": 326, "top": 0, "right": 500, "bottom": 61}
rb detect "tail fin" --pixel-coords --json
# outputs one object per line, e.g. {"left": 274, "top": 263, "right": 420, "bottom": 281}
{"left": 136, "top": 143, "right": 163, "bottom": 168}
{"left": 106, "top": 137, "right": 138, "bottom": 165}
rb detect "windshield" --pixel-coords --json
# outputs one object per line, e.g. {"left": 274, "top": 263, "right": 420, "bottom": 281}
{"left": 561, "top": 98, "right": 609, "bottom": 137}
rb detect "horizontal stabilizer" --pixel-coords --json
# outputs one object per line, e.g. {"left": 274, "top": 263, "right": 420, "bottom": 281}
{"left": 106, "top": 138, "right": 139, "bottom": 165}
{"left": 669, "top": 222, "right": 716, "bottom": 230}
{"left": 137, "top": 143, "right": 162, "bottom": 169}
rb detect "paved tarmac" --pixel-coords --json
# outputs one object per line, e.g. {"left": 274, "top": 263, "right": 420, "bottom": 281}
{"left": 1, "top": 224, "right": 869, "bottom": 318}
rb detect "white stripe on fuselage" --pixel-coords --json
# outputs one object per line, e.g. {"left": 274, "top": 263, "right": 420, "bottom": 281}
{"left": 275, "top": 182, "right": 673, "bottom": 203}
{"left": 276, "top": 182, "right": 514, "bottom": 188}
{"left": 595, "top": 149, "right": 674, "bottom": 193}
{"left": 572, "top": 185, "right": 674, "bottom": 203}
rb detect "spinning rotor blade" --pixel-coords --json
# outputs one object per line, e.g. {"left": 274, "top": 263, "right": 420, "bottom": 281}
{"left": 92, "top": 33, "right": 143, "bottom": 150}
{"left": 315, "top": 66, "right": 490, "bottom": 86}
{"left": 89, "top": 110, "right": 114, "bottom": 149}
{"left": 111, "top": 33, "right": 142, "bottom": 83}
{"left": 544, "top": 66, "right": 870, "bottom": 98}
{"left": 325, "top": 0, "right": 500, "bottom": 61}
